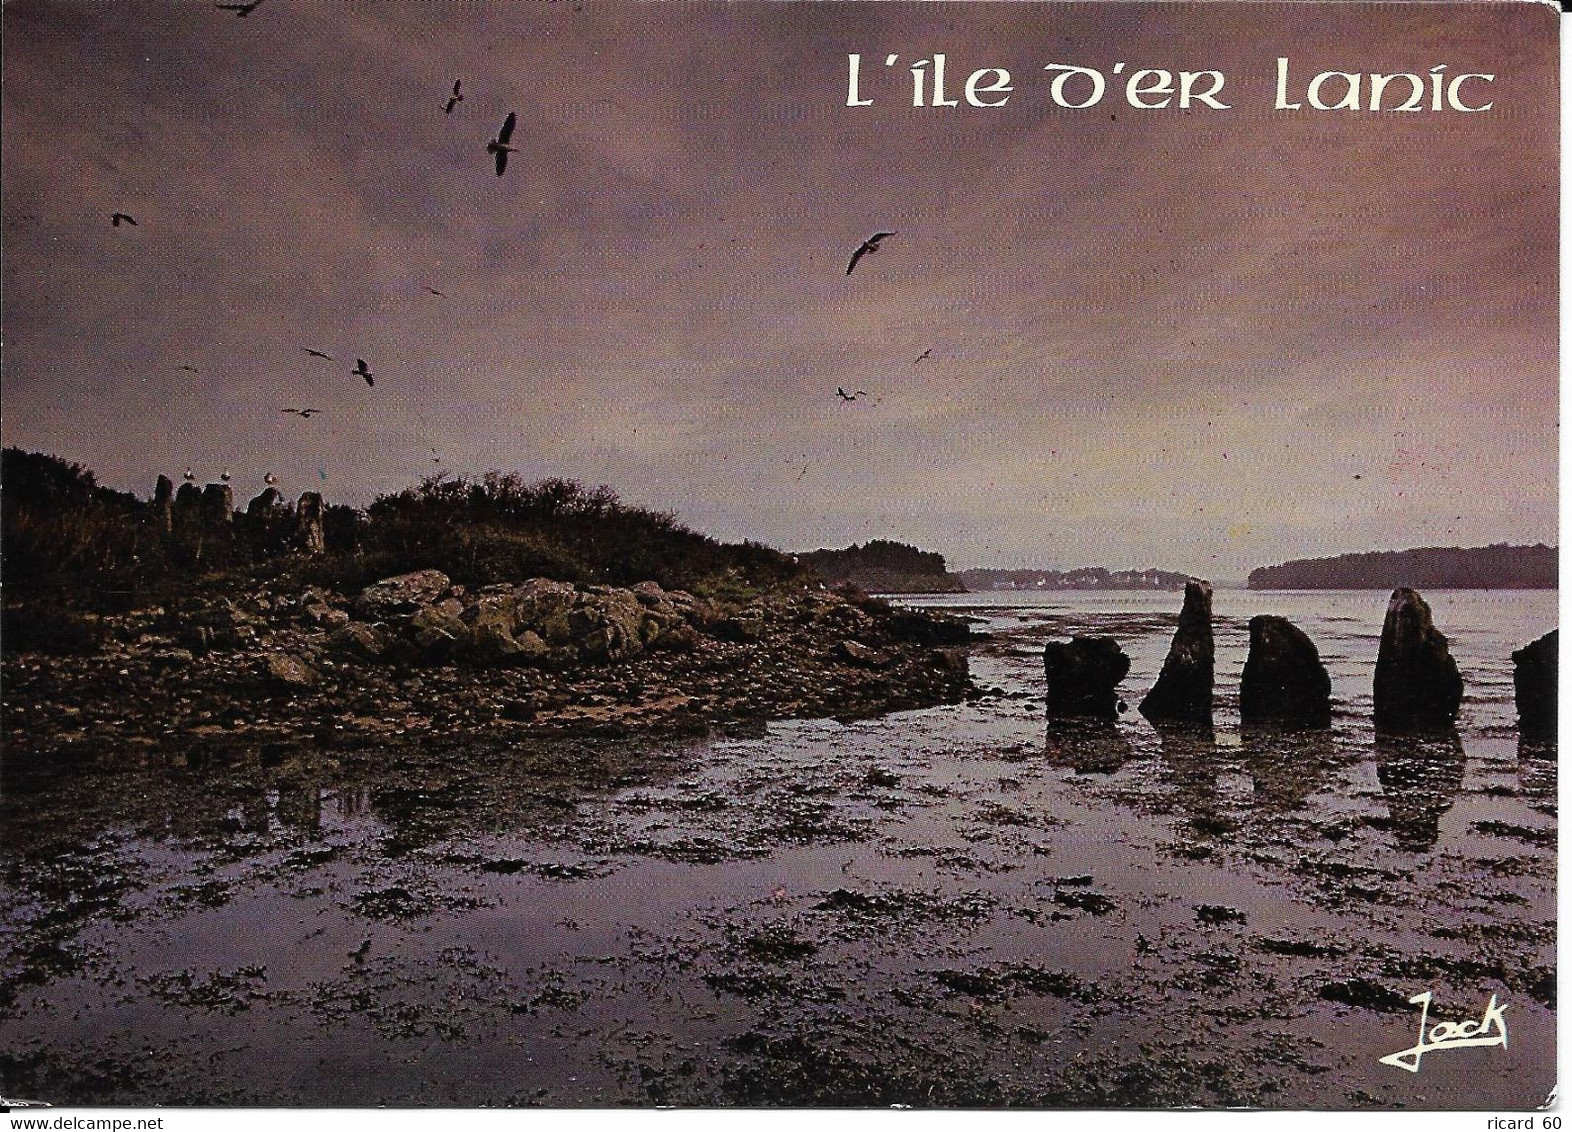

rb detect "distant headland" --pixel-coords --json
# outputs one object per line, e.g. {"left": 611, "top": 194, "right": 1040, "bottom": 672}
{"left": 1248, "top": 544, "right": 1557, "bottom": 591}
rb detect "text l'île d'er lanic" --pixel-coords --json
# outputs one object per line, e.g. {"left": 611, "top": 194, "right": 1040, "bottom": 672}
{"left": 845, "top": 54, "right": 1496, "bottom": 114}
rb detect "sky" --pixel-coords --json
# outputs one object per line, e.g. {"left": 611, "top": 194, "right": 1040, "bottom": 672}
{"left": 1, "top": 0, "right": 1558, "bottom": 578}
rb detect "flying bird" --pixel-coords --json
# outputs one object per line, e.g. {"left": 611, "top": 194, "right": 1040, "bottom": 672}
{"left": 444, "top": 79, "right": 465, "bottom": 115}
{"left": 845, "top": 231, "right": 895, "bottom": 276}
{"left": 423, "top": 286, "right": 446, "bottom": 298}
{"left": 487, "top": 112, "right": 518, "bottom": 176}
{"left": 215, "top": 0, "right": 265, "bottom": 15}
{"left": 354, "top": 358, "right": 374, "bottom": 387}
{"left": 301, "top": 347, "right": 334, "bottom": 361}
{"left": 111, "top": 213, "right": 137, "bottom": 227}
{"left": 836, "top": 387, "right": 868, "bottom": 402}
{"left": 281, "top": 407, "right": 324, "bottom": 418}
{"left": 913, "top": 348, "right": 932, "bottom": 364}
{"left": 178, "top": 364, "right": 199, "bottom": 373}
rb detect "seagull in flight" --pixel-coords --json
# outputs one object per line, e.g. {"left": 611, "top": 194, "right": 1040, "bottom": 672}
{"left": 215, "top": 0, "right": 265, "bottom": 15}
{"left": 444, "top": 79, "right": 465, "bottom": 115}
{"left": 423, "top": 286, "right": 446, "bottom": 298}
{"left": 845, "top": 231, "right": 895, "bottom": 276}
{"left": 282, "top": 407, "right": 324, "bottom": 419}
{"left": 913, "top": 348, "right": 932, "bottom": 364}
{"left": 836, "top": 387, "right": 868, "bottom": 402}
{"left": 179, "top": 364, "right": 199, "bottom": 373}
{"left": 302, "top": 347, "right": 334, "bottom": 361}
{"left": 487, "top": 112, "right": 518, "bottom": 176}
{"left": 111, "top": 213, "right": 137, "bottom": 227}
{"left": 354, "top": 358, "right": 374, "bottom": 387}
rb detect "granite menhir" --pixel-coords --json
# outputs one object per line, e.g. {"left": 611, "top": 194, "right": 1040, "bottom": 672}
{"left": 1139, "top": 579, "right": 1214, "bottom": 724}
{"left": 1043, "top": 636, "right": 1130, "bottom": 719}
{"left": 1239, "top": 615, "right": 1332, "bottom": 728}
{"left": 1372, "top": 587, "right": 1463, "bottom": 732}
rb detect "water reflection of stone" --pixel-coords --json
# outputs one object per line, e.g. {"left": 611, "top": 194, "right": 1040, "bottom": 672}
{"left": 1374, "top": 732, "right": 1466, "bottom": 851}
{"left": 1240, "top": 725, "right": 1339, "bottom": 812}
{"left": 1517, "top": 742, "right": 1557, "bottom": 804}
{"left": 1149, "top": 721, "right": 1227, "bottom": 836}
{"left": 1043, "top": 719, "right": 1133, "bottom": 775}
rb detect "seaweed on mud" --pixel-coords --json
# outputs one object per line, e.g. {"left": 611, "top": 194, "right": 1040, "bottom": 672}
{"left": 1051, "top": 889, "right": 1115, "bottom": 916}
{"left": 1195, "top": 904, "right": 1247, "bottom": 926}
{"left": 931, "top": 964, "right": 1098, "bottom": 1003}
{"left": 1255, "top": 937, "right": 1345, "bottom": 959}
{"left": 139, "top": 965, "right": 270, "bottom": 1014}
{"left": 1318, "top": 978, "right": 1414, "bottom": 1014}
{"left": 741, "top": 925, "right": 818, "bottom": 962}
{"left": 811, "top": 887, "right": 993, "bottom": 928}
{"left": 1471, "top": 821, "right": 1556, "bottom": 849}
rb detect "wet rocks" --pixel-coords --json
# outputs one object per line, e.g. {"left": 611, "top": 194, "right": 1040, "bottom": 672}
{"left": 265, "top": 653, "right": 320, "bottom": 689}
{"left": 1372, "top": 588, "right": 1463, "bottom": 732}
{"left": 1238, "top": 615, "right": 1331, "bottom": 727}
{"left": 356, "top": 570, "right": 455, "bottom": 619}
{"left": 838, "top": 640, "right": 890, "bottom": 667}
{"left": 1139, "top": 579, "right": 1214, "bottom": 724}
{"left": 1042, "top": 636, "right": 1130, "bottom": 719}
{"left": 1512, "top": 630, "right": 1556, "bottom": 743}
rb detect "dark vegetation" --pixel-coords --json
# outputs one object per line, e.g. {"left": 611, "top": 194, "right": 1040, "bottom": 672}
{"left": 2, "top": 448, "right": 805, "bottom": 620}
{"left": 1248, "top": 544, "right": 1557, "bottom": 590}
{"left": 798, "top": 540, "right": 963, "bottom": 593}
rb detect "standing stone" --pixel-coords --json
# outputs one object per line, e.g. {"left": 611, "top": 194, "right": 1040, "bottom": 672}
{"left": 1239, "top": 615, "right": 1332, "bottom": 727}
{"left": 1512, "top": 630, "right": 1557, "bottom": 743}
{"left": 1043, "top": 636, "right": 1131, "bottom": 719}
{"left": 247, "top": 487, "right": 285, "bottom": 517}
{"left": 200, "top": 483, "right": 234, "bottom": 525}
{"left": 295, "top": 492, "right": 326, "bottom": 555}
{"left": 153, "top": 475, "right": 175, "bottom": 534}
{"left": 174, "top": 481, "right": 202, "bottom": 521}
{"left": 1373, "top": 588, "right": 1463, "bottom": 732}
{"left": 1139, "top": 579, "right": 1214, "bottom": 724}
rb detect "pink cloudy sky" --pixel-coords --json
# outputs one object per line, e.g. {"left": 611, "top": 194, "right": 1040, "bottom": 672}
{"left": 1, "top": 0, "right": 1557, "bottom": 577}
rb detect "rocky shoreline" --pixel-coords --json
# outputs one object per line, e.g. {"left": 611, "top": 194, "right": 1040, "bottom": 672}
{"left": 3, "top": 572, "right": 973, "bottom": 758}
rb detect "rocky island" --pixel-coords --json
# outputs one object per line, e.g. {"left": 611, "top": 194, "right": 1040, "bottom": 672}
{"left": 2, "top": 451, "right": 972, "bottom": 756}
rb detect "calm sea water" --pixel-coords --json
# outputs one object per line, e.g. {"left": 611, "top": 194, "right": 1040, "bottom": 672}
{"left": 0, "top": 586, "right": 1557, "bottom": 1107}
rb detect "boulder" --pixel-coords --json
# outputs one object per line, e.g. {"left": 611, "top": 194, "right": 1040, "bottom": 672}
{"left": 355, "top": 569, "right": 452, "bottom": 619}
{"left": 328, "top": 622, "right": 390, "bottom": 661}
{"left": 408, "top": 605, "right": 469, "bottom": 660}
{"left": 265, "top": 653, "right": 319, "bottom": 689}
{"left": 1373, "top": 588, "right": 1463, "bottom": 732}
{"left": 715, "top": 608, "right": 766, "bottom": 643}
{"left": 838, "top": 639, "right": 891, "bottom": 667}
{"left": 1512, "top": 630, "right": 1556, "bottom": 742}
{"left": 1239, "top": 615, "right": 1331, "bottom": 727}
{"left": 569, "top": 590, "right": 646, "bottom": 661}
{"left": 1139, "top": 579, "right": 1214, "bottom": 724}
{"left": 1043, "top": 636, "right": 1130, "bottom": 719}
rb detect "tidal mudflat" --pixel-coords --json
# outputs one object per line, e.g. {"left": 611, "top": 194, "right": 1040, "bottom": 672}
{"left": 0, "top": 589, "right": 1554, "bottom": 1108}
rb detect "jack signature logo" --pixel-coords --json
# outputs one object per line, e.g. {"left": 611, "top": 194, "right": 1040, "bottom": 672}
{"left": 1379, "top": 990, "right": 1509, "bottom": 1073}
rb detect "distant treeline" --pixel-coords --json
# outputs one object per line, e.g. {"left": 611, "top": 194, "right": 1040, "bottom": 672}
{"left": 798, "top": 540, "right": 964, "bottom": 593}
{"left": 959, "top": 567, "right": 1190, "bottom": 591}
{"left": 1248, "top": 544, "right": 1557, "bottom": 590}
